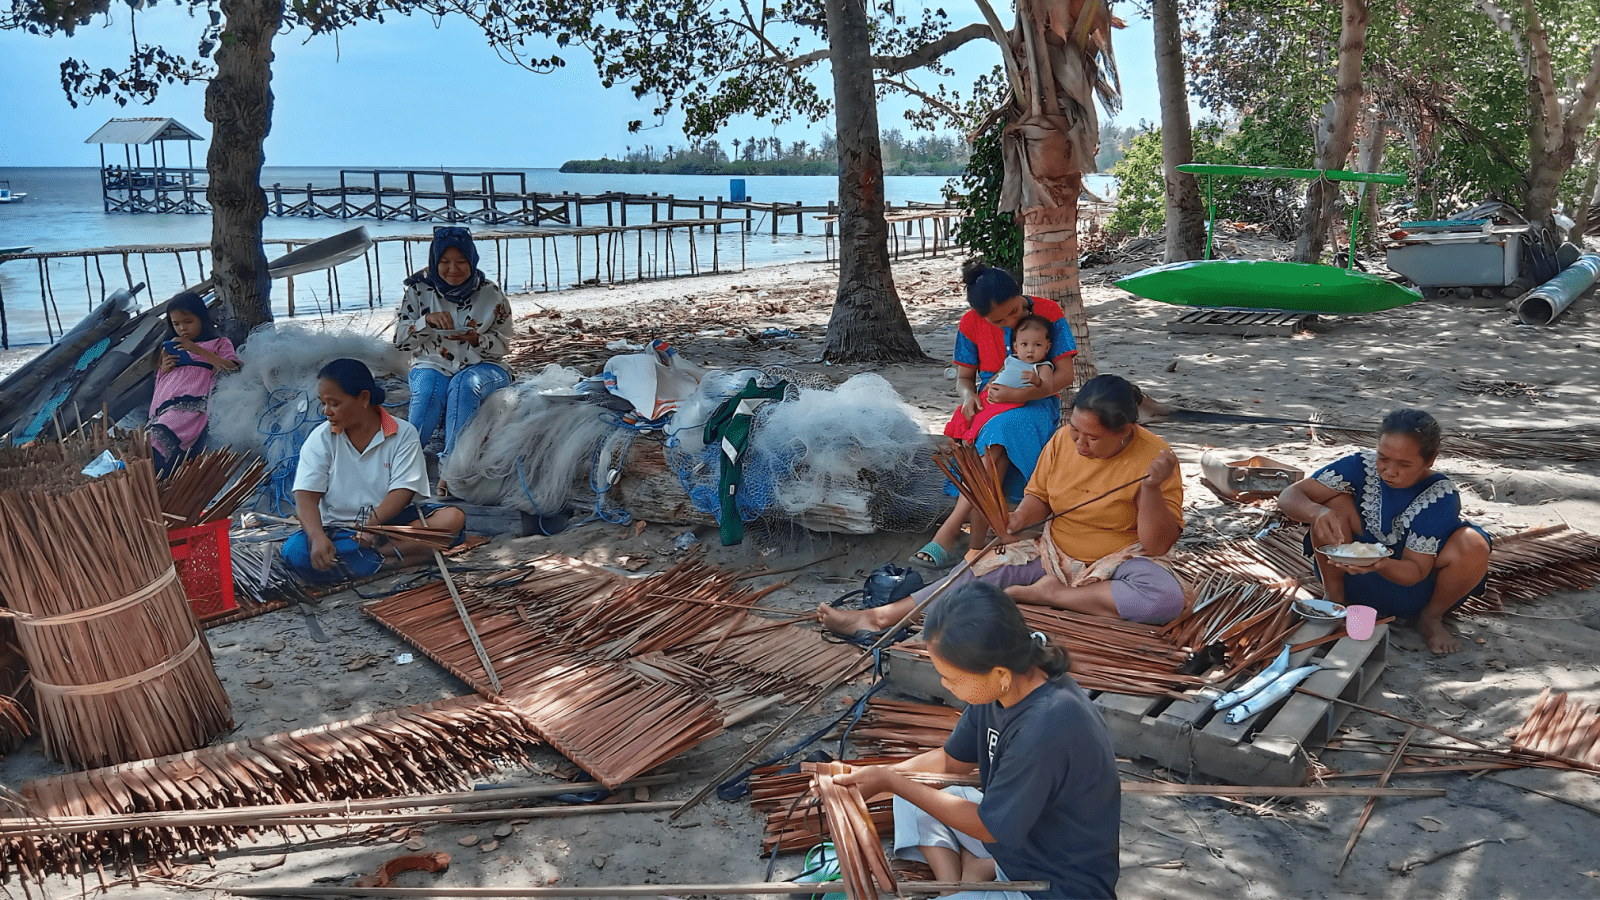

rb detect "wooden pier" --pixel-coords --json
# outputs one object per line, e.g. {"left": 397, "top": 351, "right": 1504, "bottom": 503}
{"left": 94, "top": 166, "right": 962, "bottom": 235}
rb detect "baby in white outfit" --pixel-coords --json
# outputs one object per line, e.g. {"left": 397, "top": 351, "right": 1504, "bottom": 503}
{"left": 988, "top": 314, "right": 1055, "bottom": 393}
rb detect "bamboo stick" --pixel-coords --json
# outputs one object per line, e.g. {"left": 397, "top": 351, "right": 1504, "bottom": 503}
{"left": 1334, "top": 725, "right": 1415, "bottom": 875}
{"left": 224, "top": 881, "right": 1053, "bottom": 897}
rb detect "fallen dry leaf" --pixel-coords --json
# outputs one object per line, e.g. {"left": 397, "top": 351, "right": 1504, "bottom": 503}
{"left": 1417, "top": 816, "right": 1443, "bottom": 832}
{"left": 250, "top": 854, "right": 287, "bottom": 871}
{"left": 1488, "top": 659, "right": 1508, "bottom": 669}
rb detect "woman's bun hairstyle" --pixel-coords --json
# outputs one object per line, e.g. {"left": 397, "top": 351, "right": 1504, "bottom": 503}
{"left": 924, "top": 582, "right": 1071, "bottom": 681}
{"left": 1073, "top": 373, "right": 1142, "bottom": 431}
{"left": 1380, "top": 408, "right": 1443, "bottom": 461}
{"left": 961, "top": 259, "right": 1022, "bottom": 315}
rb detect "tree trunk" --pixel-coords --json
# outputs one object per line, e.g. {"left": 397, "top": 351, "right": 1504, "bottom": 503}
{"left": 1293, "top": 0, "right": 1369, "bottom": 264}
{"left": 819, "top": 0, "right": 923, "bottom": 363}
{"left": 1356, "top": 110, "right": 1387, "bottom": 252}
{"left": 1021, "top": 202, "right": 1095, "bottom": 387}
{"left": 1153, "top": 0, "right": 1205, "bottom": 263}
{"left": 205, "top": 0, "right": 280, "bottom": 345}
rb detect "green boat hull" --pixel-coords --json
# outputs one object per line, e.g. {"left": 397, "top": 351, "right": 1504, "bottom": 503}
{"left": 1114, "top": 259, "right": 1422, "bottom": 315}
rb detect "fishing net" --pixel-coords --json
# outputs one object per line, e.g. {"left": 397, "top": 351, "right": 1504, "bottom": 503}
{"left": 665, "top": 370, "right": 949, "bottom": 535}
{"left": 440, "top": 365, "right": 624, "bottom": 518}
{"left": 207, "top": 322, "right": 411, "bottom": 514}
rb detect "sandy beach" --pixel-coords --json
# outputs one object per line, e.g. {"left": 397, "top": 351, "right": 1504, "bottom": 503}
{"left": 3, "top": 234, "right": 1600, "bottom": 900}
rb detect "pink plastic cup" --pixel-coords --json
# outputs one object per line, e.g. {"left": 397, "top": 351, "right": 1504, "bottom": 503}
{"left": 1346, "top": 605, "right": 1378, "bottom": 641}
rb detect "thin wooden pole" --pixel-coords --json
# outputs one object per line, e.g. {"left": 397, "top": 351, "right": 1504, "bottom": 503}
{"left": 1334, "top": 725, "right": 1415, "bottom": 875}
{"left": 0, "top": 775, "right": 681, "bottom": 838}
{"left": 226, "top": 882, "right": 1051, "bottom": 898}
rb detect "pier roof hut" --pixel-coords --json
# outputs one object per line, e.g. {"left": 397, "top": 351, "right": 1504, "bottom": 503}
{"left": 85, "top": 117, "right": 207, "bottom": 212}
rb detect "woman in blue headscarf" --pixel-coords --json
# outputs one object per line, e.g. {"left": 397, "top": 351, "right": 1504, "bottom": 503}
{"left": 394, "top": 226, "right": 515, "bottom": 495}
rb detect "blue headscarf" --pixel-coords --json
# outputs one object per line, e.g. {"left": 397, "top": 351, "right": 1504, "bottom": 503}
{"left": 419, "top": 226, "right": 485, "bottom": 306}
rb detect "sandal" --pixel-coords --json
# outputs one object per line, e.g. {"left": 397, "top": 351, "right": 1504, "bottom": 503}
{"left": 909, "top": 541, "right": 954, "bottom": 570}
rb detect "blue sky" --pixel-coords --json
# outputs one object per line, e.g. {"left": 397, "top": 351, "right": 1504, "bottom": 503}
{"left": 0, "top": 2, "right": 1167, "bottom": 169}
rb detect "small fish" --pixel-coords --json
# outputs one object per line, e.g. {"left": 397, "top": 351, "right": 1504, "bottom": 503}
{"left": 1225, "top": 665, "right": 1323, "bottom": 724}
{"left": 1213, "top": 644, "right": 1291, "bottom": 711}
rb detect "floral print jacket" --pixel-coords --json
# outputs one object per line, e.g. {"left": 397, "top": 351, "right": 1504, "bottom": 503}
{"left": 394, "top": 280, "right": 514, "bottom": 377}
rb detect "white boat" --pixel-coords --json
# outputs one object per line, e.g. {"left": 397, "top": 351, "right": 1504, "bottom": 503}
{"left": 0, "top": 181, "right": 27, "bottom": 204}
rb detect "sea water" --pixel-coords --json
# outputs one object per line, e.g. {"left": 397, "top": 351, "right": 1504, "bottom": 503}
{"left": 0, "top": 167, "right": 1115, "bottom": 346}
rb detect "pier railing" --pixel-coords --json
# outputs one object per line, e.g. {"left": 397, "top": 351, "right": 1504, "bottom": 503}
{"left": 0, "top": 219, "right": 750, "bottom": 348}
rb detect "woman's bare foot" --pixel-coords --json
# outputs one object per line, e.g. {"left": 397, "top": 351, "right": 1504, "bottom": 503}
{"left": 817, "top": 602, "right": 895, "bottom": 636}
{"left": 1005, "top": 573, "right": 1061, "bottom": 605}
{"left": 1418, "top": 614, "right": 1460, "bottom": 654}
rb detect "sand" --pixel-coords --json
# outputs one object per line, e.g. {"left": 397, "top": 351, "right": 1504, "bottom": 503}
{"left": 3, "top": 233, "right": 1600, "bottom": 899}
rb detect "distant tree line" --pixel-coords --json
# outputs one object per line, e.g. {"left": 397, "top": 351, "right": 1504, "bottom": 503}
{"left": 562, "top": 129, "right": 971, "bottom": 176}
{"left": 1095, "top": 121, "right": 1143, "bottom": 171}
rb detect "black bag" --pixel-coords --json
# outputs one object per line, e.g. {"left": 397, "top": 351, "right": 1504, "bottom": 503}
{"left": 829, "top": 563, "right": 925, "bottom": 610}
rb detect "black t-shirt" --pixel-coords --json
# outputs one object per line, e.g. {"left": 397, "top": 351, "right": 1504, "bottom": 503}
{"left": 945, "top": 676, "right": 1120, "bottom": 899}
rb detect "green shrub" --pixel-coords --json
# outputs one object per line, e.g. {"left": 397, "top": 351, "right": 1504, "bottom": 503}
{"left": 944, "top": 124, "right": 1022, "bottom": 276}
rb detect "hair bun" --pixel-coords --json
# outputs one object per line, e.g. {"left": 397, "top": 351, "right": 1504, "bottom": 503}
{"left": 961, "top": 258, "right": 986, "bottom": 285}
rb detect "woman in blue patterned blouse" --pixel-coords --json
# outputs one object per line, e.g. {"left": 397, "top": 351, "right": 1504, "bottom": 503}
{"left": 1278, "top": 409, "right": 1490, "bottom": 655}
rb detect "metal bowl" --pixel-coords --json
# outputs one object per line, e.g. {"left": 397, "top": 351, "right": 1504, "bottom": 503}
{"left": 1316, "top": 544, "right": 1388, "bottom": 567}
{"left": 1293, "top": 598, "right": 1347, "bottom": 623}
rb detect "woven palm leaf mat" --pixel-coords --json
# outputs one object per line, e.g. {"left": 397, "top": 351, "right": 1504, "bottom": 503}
{"left": 365, "top": 555, "right": 867, "bottom": 788}
{"left": 0, "top": 695, "right": 538, "bottom": 882}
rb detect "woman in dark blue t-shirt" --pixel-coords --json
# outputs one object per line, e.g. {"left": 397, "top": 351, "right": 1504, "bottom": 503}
{"left": 836, "top": 582, "right": 1120, "bottom": 899}
{"left": 1279, "top": 408, "right": 1491, "bottom": 655}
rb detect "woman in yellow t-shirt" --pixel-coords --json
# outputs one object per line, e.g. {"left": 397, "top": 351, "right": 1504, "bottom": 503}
{"left": 821, "top": 375, "right": 1185, "bottom": 637}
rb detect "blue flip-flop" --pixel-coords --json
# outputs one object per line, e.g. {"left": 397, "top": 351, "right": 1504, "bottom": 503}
{"left": 909, "top": 541, "right": 954, "bottom": 570}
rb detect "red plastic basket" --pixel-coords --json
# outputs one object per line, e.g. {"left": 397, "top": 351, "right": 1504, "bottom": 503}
{"left": 168, "top": 520, "right": 237, "bottom": 621}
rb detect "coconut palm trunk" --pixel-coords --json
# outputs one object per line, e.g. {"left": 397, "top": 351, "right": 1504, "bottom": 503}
{"left": 979, "top": 0, "right": 1119, "bottom": 388}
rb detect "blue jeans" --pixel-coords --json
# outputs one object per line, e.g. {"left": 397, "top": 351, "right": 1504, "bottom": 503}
{"left": 408, "top": 364, "right": 510, "bottom": 459}
{"left": 281, "top": 504, "right": 461, "bottom": 583}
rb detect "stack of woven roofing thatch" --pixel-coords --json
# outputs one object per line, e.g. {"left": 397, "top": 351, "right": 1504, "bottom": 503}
{"left": 0, "top": 425, "right": 230, "bottom": 769}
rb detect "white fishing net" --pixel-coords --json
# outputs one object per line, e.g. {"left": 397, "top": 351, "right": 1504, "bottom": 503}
{"left": 665, "top": 370, "right": 949, "bottom": 535}
{"left": 207, "top": 322, "right": 411, "bottom": 513}
{"left": 440, "top": 365, "right": 621, "bottom": 516}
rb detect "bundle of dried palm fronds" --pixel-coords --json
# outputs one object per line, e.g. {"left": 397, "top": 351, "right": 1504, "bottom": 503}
{"left": 844, "top": 698, "right": 961, "bottom": 757}
{"left": 934, "top": 442, "right": 1010, "bottom": 537}
{"left": 157, "top": 447, "right": 267, "bottom": 529}
{"left": 1470, "top": 524, "right": 1600, "bottom": 613}
{"left": 0, "top": 695, "right": 538, "bottom": 883}
{"left": 357, "top": 523, "right": 460, "bottom": 551}
{"left": 0, "top": 425, "right": 230, "bottom": 769}
{"left": 812, "top": 761, "right": 897, "bottom": 900}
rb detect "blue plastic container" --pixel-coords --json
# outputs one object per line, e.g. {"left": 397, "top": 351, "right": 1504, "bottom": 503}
{"left": 729, "top": 179, "right": 747, "bottom": 203}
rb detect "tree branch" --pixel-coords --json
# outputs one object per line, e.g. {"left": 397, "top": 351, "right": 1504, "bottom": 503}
{"left": 878, "top": 23, "right": 993, "bottom": 75}
{"left": 876, "top": 76, "right": 967, "bottom": 127}
{"left": 1518, "top": 0, "right": 1562, "bottom": 151}
{"left": 973, "top": 0, "right": 1026, "bottom": 101}
{"left": 1560, "top": 43, "right": 1600, "bottom": 152}
{"left": 763, "top": 22, "right": 992, "bottom": 73}
{"left": 1472, "top": 0, "right": 1525, "bottom": 57}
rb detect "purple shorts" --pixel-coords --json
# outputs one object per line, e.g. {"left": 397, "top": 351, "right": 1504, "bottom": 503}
{"left": 911, "top": 556, "right": 1185, "bottom": 625}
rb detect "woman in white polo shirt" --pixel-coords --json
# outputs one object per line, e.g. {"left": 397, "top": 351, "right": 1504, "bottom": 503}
{"left": 282, "top": 358, "right": 467, "bottom": 582}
